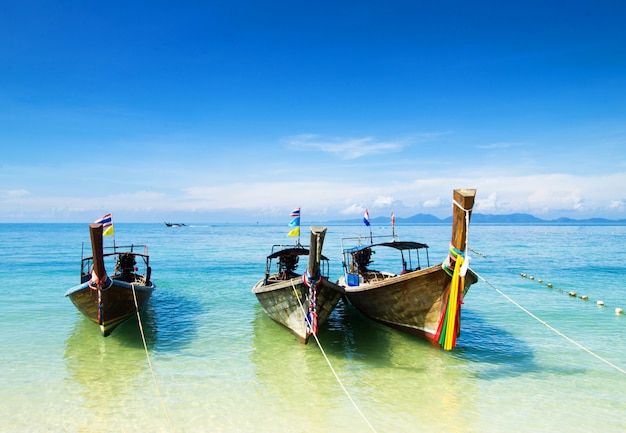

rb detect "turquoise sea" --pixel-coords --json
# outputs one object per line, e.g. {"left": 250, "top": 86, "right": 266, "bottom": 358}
{"left": 1, "top": 222, "right": 625, "bottom": 433}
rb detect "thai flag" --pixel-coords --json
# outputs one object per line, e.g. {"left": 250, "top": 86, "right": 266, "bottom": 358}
{"left": 363, "top": 209, "right": 370, "bottom": 226}
{"left": 95, "top": 213, "right": 114, "bottom": 236}
{"left": 288, "top": 207, "right": 300, "bottom": 229}
{"left": 94, "top": 213, "right": 112, "bottom": 228}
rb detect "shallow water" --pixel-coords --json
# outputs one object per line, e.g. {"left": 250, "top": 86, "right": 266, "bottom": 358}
{"left": 1, "top": 223, "right": 624, "bottom": 432}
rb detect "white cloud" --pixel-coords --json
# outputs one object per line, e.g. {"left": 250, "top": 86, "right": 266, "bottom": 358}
{"left": 476, "top": 141, "right": 525, "bottom": 150}
{"left": 474, "top": 192, "right": 503, "bottom": 213}
{"left": 283, "top": 134, "right": 407, "bottom": 159}
{"left": 339, "top": 203, "right": 366, "bottom": 216}
{"left": 423, "top": 197, "right": 443, "bottom": 208}
{"left": 608, "top": 200, "right": 626, "bottom": 211}
{"left": 1, "top": 189, "right": 30, "bottom": 198}
{"left": 3, "top": 157, "right": 626, "bottom": 221}
{"left": 373, "top": 195, "right": 395, "bottom": 208}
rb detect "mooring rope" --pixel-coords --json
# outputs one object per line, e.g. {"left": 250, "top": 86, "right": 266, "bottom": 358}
{"left": 290, "top": 280, "right": 378, "bottom": 433}
{"left": 517, "top": 272, "right": 624, "bottom": 315}
{"left": 131, "top": 284, "right": 176, "bottom": 432}
{"left": 473, "top": 271, "right": 626, "bottom": 375}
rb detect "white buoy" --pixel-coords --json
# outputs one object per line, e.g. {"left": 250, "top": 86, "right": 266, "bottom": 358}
{"left": 597, "top": 300, "right": 605, "bottom": 307}
{"left": 547, "top": 283, "right": 553, "bottom": 288}
{"left": 581, "top": 295, "right": 589, "bottom": 301}
{"left": 529, "top": 276, "right": 534, "bottom": 280}
{"left": 569, "top": 291, "right": 576, "bottom": 297}
{"left": 538, "top": 279, "right": 543, "bottom": 283}
{"left": 616, "top": 308, "right": 624, "bottom": 315}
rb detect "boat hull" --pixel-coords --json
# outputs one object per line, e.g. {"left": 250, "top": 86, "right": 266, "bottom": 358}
{"left": 252, "top": 277, "right": 344, "bottom": 344}
{"left": 66, "top": 279, "right": 154, "bottom": 336}
{"left": 341, "top": 264, "right": 477, "bottom": 346}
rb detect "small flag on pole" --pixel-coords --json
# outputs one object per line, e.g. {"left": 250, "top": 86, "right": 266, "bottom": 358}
{"left": 94, "top": 213, "right": 114, "bottom": 236}
{"left": 288, "top": 207, "right": 301, "bottom": 237}
{"left": 363, "top": 209, "right": 370, "bottom": 227}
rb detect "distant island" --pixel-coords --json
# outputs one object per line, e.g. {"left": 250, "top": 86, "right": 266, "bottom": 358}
{"left": 326, "top": 212, "right": 626, "bottom": 225}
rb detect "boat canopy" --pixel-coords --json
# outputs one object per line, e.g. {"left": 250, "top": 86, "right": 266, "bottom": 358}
{"left": 344, "top": 240, "right": 428, "bottom": 254}
{"left": 341, "top": 239, "right": 431, "bottom": 284}
{"left": 267, "top": 246, "right": 329, "bottom": 261}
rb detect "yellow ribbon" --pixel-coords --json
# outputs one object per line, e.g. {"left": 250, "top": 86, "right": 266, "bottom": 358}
{"left": 443, "top": 254, "right": 464, "bottom": 350}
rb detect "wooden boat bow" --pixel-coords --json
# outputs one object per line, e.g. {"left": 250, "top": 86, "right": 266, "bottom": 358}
{"left": 451, "top": 189, "right": 476, "bottom": 254}
{"left": 89, "top": 223, "right": 109, "bottom": 288}
{"left": 306, "top": 226, "right": 327, "bottom": 282}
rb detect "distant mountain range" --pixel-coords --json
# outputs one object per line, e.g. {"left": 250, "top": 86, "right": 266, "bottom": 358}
{"left": 327, "top": 212, "right": 626, "bottom": 225}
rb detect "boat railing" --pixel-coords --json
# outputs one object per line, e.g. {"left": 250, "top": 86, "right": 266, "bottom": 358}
{"left": 80, "top": 244, "right": 151, "bottom": 279}
{"left": 339, "top": 233, "right": 399, "bottom": 252}
{"left": 105, "top": 244, "right": 149, "bottom": 257}
{"left": 265, "top": 243, "right": 332, "bottom": 282}
{"left": 269, "top": 243, "right": 307, "bottom": 255}
{"left": 340, "top": 234, "right": 394, "bottom": 286}
{"left": 340, "top": 234, "right": 432, "bottom": 285}
{"left": 81, "top": 245, "right": 149, "bottom": 259}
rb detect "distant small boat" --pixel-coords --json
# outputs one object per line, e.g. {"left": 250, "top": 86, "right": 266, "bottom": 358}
{"left": 337, "top": 189, "right": 478, "bottom": 350}
{"left": 65, "top": 223, "right": 155, "bottom": 336}
{"left": 252, "top": 226, "right": 345, "bottom": 344}
{"left": 164, "top": 222, "right": 186, "bottom": 227}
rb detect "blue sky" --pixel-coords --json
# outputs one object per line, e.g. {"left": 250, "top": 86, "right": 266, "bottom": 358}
{"left": 1, "top": 1, "right": 625, "bottom": 223}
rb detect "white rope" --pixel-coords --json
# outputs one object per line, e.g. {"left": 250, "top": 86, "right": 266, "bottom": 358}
{"left": 451, "top": 198, "right": 472, "bottom": 277}
{"left": 452, "top": 199, "right": 471, "bottom": 212}
{"left": 290, "top": 281, "right": 378, "bottom": 433}
{"left": 131, "top": 284, "right": 176, "bottom": 432}
{"left": 473, "top": 271, "right": 626, "bottom": 375}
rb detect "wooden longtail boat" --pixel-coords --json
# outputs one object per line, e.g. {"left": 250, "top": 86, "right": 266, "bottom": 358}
{"left": 337, "top": 189, "right": 478, "bottom": 350}
{"left": 65, "top": 223, "right": 155, "bottom": 337}
{"left": 252, "top": 226, "right": 345, "bottom": 344}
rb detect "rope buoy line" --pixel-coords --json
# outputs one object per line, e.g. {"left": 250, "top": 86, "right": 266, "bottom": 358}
{"left": 131, "top": 285, "right": 176, "bottom": 433}
{"left": 518, "top": 272, "right": 625, "bottom": 316}
{"left": 474, "top": 271, "right": 626, "bottom": 375}
{"left": 468, "top": 246, "right": 487, "bottom": 258}
{"left": 290, "top": 281, "right": 378, "bottom": 433}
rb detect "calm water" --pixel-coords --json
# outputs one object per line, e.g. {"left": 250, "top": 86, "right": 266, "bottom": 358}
{"left": 1, "top": 223, "right": 625, "bottom": 432}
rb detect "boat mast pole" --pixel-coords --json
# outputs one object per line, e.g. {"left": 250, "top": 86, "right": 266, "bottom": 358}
{"left": 89, "top": 224, "right": 106, "bottom": 282}
{"left": 307, "top": 226, "right": 327, "bottom": 279}
{"left": 451, "top": 189, "right": 476, "bottom": 254}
